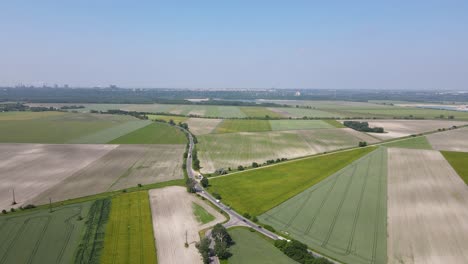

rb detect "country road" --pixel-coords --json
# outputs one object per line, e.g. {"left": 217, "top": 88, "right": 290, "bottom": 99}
{"left": 179, "top": 126, "right": 339, "bottom": 264}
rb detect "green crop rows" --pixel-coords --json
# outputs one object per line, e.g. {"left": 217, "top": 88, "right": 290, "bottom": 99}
{"left": 259, "top": 148, "right": 387, "bottom": 264}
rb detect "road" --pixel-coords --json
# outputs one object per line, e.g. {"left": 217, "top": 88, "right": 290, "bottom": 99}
{"left": 180, "top": 126, "right": 339, "bottom": 263}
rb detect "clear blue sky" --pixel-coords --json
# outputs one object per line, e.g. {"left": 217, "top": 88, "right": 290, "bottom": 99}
{"left": 1, "top": 0, "right": 467, "bottom": 89}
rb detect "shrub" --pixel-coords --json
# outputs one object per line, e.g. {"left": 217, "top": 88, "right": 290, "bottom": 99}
{"left": 252, "top": 216, "right": 258, "bottom": 223}
{"left": 263, "top": 225, "right": 275, "bottom": 232}
{"left": 237, "top": 165, "right": 244, "bottom": 171}
{"left": 1, "top": 209, "right": 7, "bottom": 214}
{"left": 243, "top": 212, "right": 251, "bottom": 219}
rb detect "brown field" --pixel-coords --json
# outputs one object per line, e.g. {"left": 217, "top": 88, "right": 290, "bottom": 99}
{"left": 387, "top": 148, "right": 468, "bottom": 264}
{"left": 29, "top": 144, "right": 185, "bottom": 205}
{"left": 347, "top": 120, "right": 467, "bottom": 140}
{"left": 427, "top": 127, "right": 468, "bottom": 152}
{"left": 186, "top": 118, "right": 222, "bottom": 135}
{"left": 0, "top": 143, "right": 116, "bottom": 210}
{"left": 149, "top": 186, "right": 225, "bottom": 264}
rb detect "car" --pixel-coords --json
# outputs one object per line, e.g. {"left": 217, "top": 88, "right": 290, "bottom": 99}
{"left": 216, "top": 199, "right": 220, "bottom": 203}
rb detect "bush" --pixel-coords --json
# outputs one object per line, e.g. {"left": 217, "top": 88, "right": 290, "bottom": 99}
{"left": 1, "top": 209, "right": 7, "bottom": 214}
{"left": 10, "top": 208, "right": 15, "bottom": 213}
{"left": 137, "top": 183, "right": 142, "bottom": 187}
{"left": 22, "top": 204, "right": 36, "bottom": 210}
{"left": 237, "top": 165, "right": 244, "bottom": 171}
{"left": 201, "top": 177, "right": 209, "bottom": 188}
{"left": 212, "top": 192, "right": 222, "bottom": 200}
{"left": 252, "top": 216, "right": 258, "bottom": 223}
{"left": 358, "top": 141, "right": 367, "bottom": 147}
{"left": 252, "top": 162, "right": 259, "bottom": 168}
{"left": 263, "top": 225, "right": 275, "bottom": 232}
{"left": 243, "top": 212, "right": 251, "bottom": 219}
{"left": 344, "top": 121, "right": 384, "bottom": 133}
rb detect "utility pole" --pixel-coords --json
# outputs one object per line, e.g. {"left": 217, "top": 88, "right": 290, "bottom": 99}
{"left": 11, "top": 189, "right": 17, "bottom": 205}
{"left": 49, "top": 198, "right": 52, "bottom": 213}
{"left": 185, "top": 230, "right": 189, "bottom": 247}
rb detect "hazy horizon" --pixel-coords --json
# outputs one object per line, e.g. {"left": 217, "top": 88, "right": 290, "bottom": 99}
{"left": 1, "top": 1, "right": 467, "bottom": 90}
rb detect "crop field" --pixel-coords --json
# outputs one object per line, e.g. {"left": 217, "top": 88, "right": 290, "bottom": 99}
{"left": 381, "top": 136, "right": 432, "bottom": 149}
{"left": 0, "top": 111, "right": 65, "bottom": 120}
{"left": 344, "top": 119, "right": 468, "bottom": 140}
{"left": 0, "top": 143, "right": 117, "bottom": 211}
{"left": 186, "top": 118, "right": 223, "bottom": 135}
{"left": 209, "top": 147, "right": 375, "bottom": 216}
{"left": 214, "top": 120, "right": 272, "bottom": 133}
{"left": 30, "top": 144, "right": 185, "bottom": 205}
{"left": 109, "top": 122, "right": 187, "bottom": 144}
{"left": 239, "top": 107, "right": 283, "bottom": 118}
{"left": 146, "top": 114, "right": 188, "bottom": 123}
{"left": 441, "top": 151, "right": 468, "bottom": 184}
{"left": 268, "top": 107, "right": 343, "bottom": 118}
{"left": 68, "top": 120, "right": 152, "bottom": 144}
{"left": 100, "top": 191, "right": 157, "bottom": 264}
{"left": 0, "top": 201, "right": 92, "bottom": 264}
{"left": 260, "top": 100, "right": 391, "bottom": 109}
{"left": 340, "top": 107, "right": 468, "bottom": 119}
{"left": 0, "top": 112, "right": 143, "bottom": 143}
{"left": 198, "top": 128, "right": 379, "bottom": 173}
{"left": 427, "top": 127, "right": 468, "bottom": 152}
{"left": 226, "top": 228, "right": 297, "bottom": 264}
{"left": 387, "top": 149, "right": 468, "bottom": 263}
{"left": 259, "top": 148, "right": 387, "bottom": 264}
{"left": 269, "top": 120, "right": 334, "bottom": 130}
{"left": 149, "top": 186, "right": 225, "bottom": 264}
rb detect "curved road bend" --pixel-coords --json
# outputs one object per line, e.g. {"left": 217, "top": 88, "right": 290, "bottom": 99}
{"left": 179, "top": 126, "right": 339, "bottom": 264}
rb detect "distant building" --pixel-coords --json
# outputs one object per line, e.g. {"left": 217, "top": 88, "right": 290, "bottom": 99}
{"left": 294, "top": 91, "right": 301, "bottom": 96}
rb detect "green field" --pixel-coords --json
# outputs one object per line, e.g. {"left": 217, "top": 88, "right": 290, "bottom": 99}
{"left": 442, "top": 151, "right": 468, "bottom": 184}
{"left": 100, "top": 191, "right": 157, "bottom": 264}
{"left": 225, "top": 228, "right": 297, "bottom": 264}
{"left": 0, "top": 202, "right": 92, "bottom": 264}
{"left": 0, "top": 112, "right": 140, "bottom": 143}
{"left": 109, "top": 122, "right": 187, "bottom": 144}
{"left": 239, "top": 107, "right": 283, "bottom": 118}
{"left": 260, "top": 148, "right": 387, "bottom": 264}
{"left": 146, "top": 114, "right": 188, "bottom": 123}
{"left": 381, "top": 136, "right": 433, "bottom": 149}
{"left": 208, "top": 147, "right": 375, "bottom": 216}
{"left": 268, "top": 107, "right": 342, "bottom": 118}
{"left": 198, "top": 129, "right": 377, "bottom": 173}
{"left": 269, "top": 120, "right": 333, "bottom": 131}
{"left": 339, "top": 107, "right": 468, "bottom": 120}
{"left": 214, "top": 120, "right": 272, "bottom": 133}
{"left": 192, "top": 202, "right": 215, "bottom": 224}
{"left": 69, "top": 120, "right": 152, "bottom": 144}
{"left": 323, "top": 119, "right": 346, "bottom": 128}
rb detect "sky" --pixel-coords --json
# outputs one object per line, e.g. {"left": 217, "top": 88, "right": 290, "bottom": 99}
{"left": 1, "top": 0, "right": 467, "bottom": 89}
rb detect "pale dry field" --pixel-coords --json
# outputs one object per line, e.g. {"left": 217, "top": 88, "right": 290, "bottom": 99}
{"left": 427, "top": 127, "right": 468, "bottom": 152}
{"left": 186, "top": 118, "right": 222, "bottom": 135}
{"left": 387, "top": 148, "right": 468, "bottom": 264}
{"left": 30, "top": 144, "right": 185, "bottom": 205}
{"left": 149, "top": 187, "right": 225, "bottom": 264}
{"left": 198, "top": 128, "right": 378, "bottom": 173}
{"left": 0, "top": 143, "right": 116, "bottom": 210}
{"left": 344, "top": 119, "right": 467, "bottom": 140}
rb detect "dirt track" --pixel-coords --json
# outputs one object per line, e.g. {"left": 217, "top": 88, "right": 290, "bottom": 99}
{"left": 149, "top": 186, "right": 225, "bottom": 264}
{"left": 387, "top": 148, "right": 468, "bottom": 263}
{"left": 0, "top": 143, "right": 116, "bottom": 210}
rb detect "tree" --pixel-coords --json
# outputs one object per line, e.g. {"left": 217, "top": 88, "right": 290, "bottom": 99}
{"left": 1, "top": 209, "right": 7, "bottom": 214}
{"left": 214, "top": 240, "right": 231, "bottom": 259}
{"left": 243, "top": 212, "right": 251, "bottom": 219}
{"left": 237, "top": 165, "right": 244, "bottom": 171}
{"left": 211, "top": 224, "right": 233, "bottom": 245}
{"left": 169, "top": 119, "right": 175, "bottom": 125}
{"left": 196, "top": 237, "right": 211, "bottom": 264}
{"left": 201, "top": 177, "right": 209, "bottom": 188}
{"left": 186, "top": 178, "right": 197, "bottom": 193}
{"left": 252, "top": 162, "right": 259, "bottom": 168}
{"left": 358, "top": 141, "right": 367, "bottom": 147}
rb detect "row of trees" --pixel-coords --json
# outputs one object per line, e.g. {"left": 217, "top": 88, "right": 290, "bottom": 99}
{"left": 196, "top": 224, "right": 234, "bottom": 264}
{"left": 343, "top": 121, "right": 384, "bottom": 133}
{"left": 274, "top": 239, "right": 332, "bottom": 264}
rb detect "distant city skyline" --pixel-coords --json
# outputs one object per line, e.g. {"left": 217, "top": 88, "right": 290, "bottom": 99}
{"left": 1, "top": 1, "right": 467, "bottom": 90}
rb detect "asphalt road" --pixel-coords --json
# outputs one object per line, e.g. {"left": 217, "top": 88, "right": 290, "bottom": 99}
{"left": 180, "top": 126, "right": 339, "bottom": 263}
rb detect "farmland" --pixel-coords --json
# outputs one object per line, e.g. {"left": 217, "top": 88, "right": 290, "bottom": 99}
{"left": 214, "top": 120, "right": 271, "bottom": 133}
{"left": 269, "top": 120, "right": 334, "bottom": 130}
{"left": 0, "top": 202, "right": 92, "bottom": 264}
{"left": 149, "top": 186, "right": 225, "bottom": 264}
{"left": 341, "top": 119, "right": 467, "bottom": 140}
{"left": 208, "top": 147, "right": 375, "bottom": 216}
{"left": 29, "top": 144, "right": 185, "bottom": 205}
{"left": 186, "top": 118, "right": 223, "bottom": 135}
{"left": 381, "top": 136, "right": 432, "bottom": 149}
{"left": 146, "top": 114, "right": 188, "bottom": 123}
{"left": 442, "top": 151, "right": 468, "bottom": 184}
{"left": 226, "top": 228, "right": 297, "bottom": 264}
{"left": 0, "top": 143, "right": 117, "bottom": 211}
{"left": 109, "top": 122, "right": 187, "bottom": 144}
{"left": 100, "top": 191, "right": 157, "bottom": 264}
{"left": 239, "top": 107, "right": 283, "bottom": 118}
{"left": 198, "top": 128, "right": 379, "bottom": 173}
{"left": 192, "top": 202, "right": 215, "bottom": 224}
{"left": 0, "top": 111, "right": 146, "bottom": 143}
{"left": 259, "top": 147, "right": 387, "bottom": 264}
{"left": 387, "top": 149, "right": 468, "bottom": 263}
{"left": 427, "top": 127, "right": 468, "bottom": 152}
